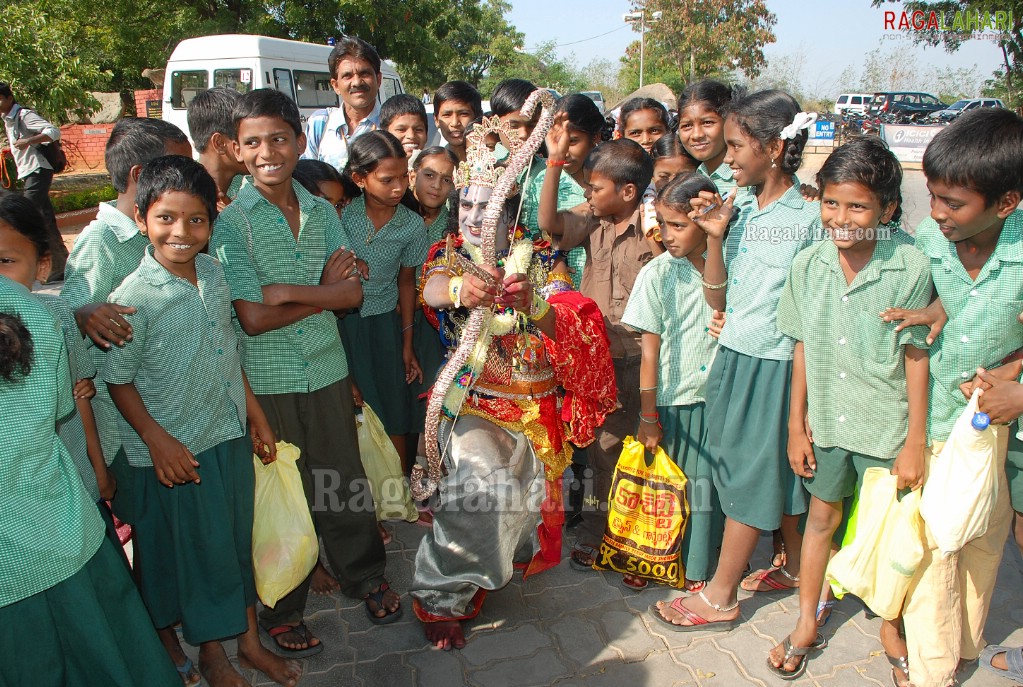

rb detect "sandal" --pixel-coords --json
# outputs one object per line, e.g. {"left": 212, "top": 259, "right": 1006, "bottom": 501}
{"left": 887, "top": 654, "right": 911, "bottom": 687}
{"left": 980, "top": 645, "right": 1023, "bottom": 683}
{"left": 771, "top": 542, "right": 787, "bottom": 569}
{"left": 682, "top": 579, "right": 706, "bottom": 596}
{"left": 741, "top": 566, "right": 799, "bottom": 593}
{"left": 175, "top": 657, "right": 201, "bottom": 687}
{"left": 648, "top": 591, "right": 740, "bottom": 633}
{"left": 364, "top": 582, "right": 403, "bottom": 625}
{"left": 259, "top": 621, "right": 324, "bottom": 658}
{"left": 569, "top": 545, "right": 598, "bottom": 572}
{"left": 766, "top": 633, "right": 828, "bottom": 680}
{"left": 816, "top": 598, "right": 839, "bottom": 627}
{"left": 621, "top": 574, "right": 648, "bottom": 591}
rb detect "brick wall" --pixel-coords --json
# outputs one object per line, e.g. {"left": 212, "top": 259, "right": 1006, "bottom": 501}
{"left": 59, "top": 124, "right": 114, "bottom": 170}
{"left": 134, "top": 88, "right": 163, "bottom": 119}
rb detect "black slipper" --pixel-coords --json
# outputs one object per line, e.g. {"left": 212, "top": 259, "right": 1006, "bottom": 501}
{"left": 259, "top": 621, "right": 324, "bottom": 658}
{"left": 364, "top": 583, "right": 404, "bottom": 625}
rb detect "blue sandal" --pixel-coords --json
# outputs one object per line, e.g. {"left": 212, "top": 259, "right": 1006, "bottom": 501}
{"left": 816, "top": 598, "right": 838, "bottom": 627}
{"left": 980, "top": 645, "right": 1023, "bottom": 683}
{"left": 175, "top": 657, "right": 201, "bottom": 687}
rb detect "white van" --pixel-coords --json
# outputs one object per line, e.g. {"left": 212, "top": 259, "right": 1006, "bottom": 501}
{"left": 834, "top": 93, "right": 873, "bottom": 116}
{"left": 162, "top": 34, "right": 405, "bottom": 146}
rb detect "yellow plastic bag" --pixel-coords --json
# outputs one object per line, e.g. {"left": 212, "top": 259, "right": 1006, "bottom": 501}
{"left": 593, "top": 436, "right": 689, "bottom": 587}
{"left": 252, "top": 442, "right": 318, "bottom": 608}
{"left": 358, "top": 404, "right": 418, "bottom": 522}
{"left": 827, "top": 467, "right": 925, "bottom": 620}
{"left": 919, "top": 391, "right": 998, "bottom": 557}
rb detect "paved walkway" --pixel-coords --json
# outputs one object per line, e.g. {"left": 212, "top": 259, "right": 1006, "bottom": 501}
{"left": 197, "top": 520, "right": 1023, "bottom": 687}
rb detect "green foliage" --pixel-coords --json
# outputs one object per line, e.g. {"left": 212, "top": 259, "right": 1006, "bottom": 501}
{"left": 0, "top": 3, "right": 106, "bottom": 124}
{"left": 51, "top": 185, "right": 117, "bottom": 214}
{"left": 618, "top": 0, "right": 776, "bottom": 92}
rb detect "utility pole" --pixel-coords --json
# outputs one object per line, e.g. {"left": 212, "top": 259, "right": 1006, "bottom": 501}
{"left": 624, "top": 10, "right": 662, "bottom": 88}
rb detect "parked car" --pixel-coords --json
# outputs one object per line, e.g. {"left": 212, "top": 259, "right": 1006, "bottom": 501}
{"left": 834, "top": 93, "right": 873, "bottom": 116}
{"left": 868, "top": 92, "right": 947, "bottom": 121}
{"left": 929, "top": 97, "right": 1004, "bottom": 121}
{"left": 581, "top": 91, "right": 606, "bottom": 114}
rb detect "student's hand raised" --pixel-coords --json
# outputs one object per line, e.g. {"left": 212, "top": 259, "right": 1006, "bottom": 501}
{"left": 881, "top": 298, "right": 947, "bottom": 346}
{"left": 145, "top": 427, "right": 200, "bottom": 487}
{"left": 545, "top": 112, "right": 571, "bottom": 163}
{"left": 688, "top": 191, "right": 734, "bottom": 240}
{"left": 76, "top": 302, "right": 136, "bottom": 349}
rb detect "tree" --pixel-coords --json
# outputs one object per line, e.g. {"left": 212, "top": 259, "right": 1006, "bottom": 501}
{"left": 0, "top": 3, "right": 106, "bottom": 123}
{"left": 619, "top": 0, "right": 776, "bottom": 90}
{"left": 870, "top": 0, "right": 1021, "bottom": 107}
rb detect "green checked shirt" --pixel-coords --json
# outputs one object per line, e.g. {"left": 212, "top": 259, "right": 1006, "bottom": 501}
{"left": 211, "top": 179, "right": 349, "bottom": 395}
{"left": 39, "top": 293, "right": 101, "bottom": 501}
{"left": 0, "top": 277, "right": 104, "bottom": 608}
{"left": 104, "top": 249, "right": 247, "bottom": 467}
{"left": 915, "top": 210, "right": 1023, "bottom": 442}
{"left": 777, "top": 240, "right": 932, "bottom": 460}
{"left": 61, "top": 201, "right": 150, "bottom": 468}
{"left": 622, "top": 252, "right": 718, "bottom": 407}
{"left": 426, "top": 205, "right": 450, "bottom": 247}
{"left": 340, "top": 196, "right": 429, "bottom": 317}
{"left": 719, "top": 182, "right": 821, "bottom": 361}
{"left": 698, "top": 161, "right": 737, "bottom": 198}
{"left": 523, "top": 169, "right": 589, "bottom": 288}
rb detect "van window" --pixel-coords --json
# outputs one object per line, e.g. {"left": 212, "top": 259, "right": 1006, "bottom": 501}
{"left": 214, "top": 69, "right": 253, "bottom": 93}
{"left": 294, "top": 70, "right": 339, "bottom": 108}
{"left": 380, "top": 77, "right": 401, "bottom": 102}
{"left": 171, "top": 70, "right": 208, "bottom": 109}
{"left": 837, "top": 95, "right": 849, "bottom": 104}
{"left": 273, "top": 68, "right": 296, "bottom": 101}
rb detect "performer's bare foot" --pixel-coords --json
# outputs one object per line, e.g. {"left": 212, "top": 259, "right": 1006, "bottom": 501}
{"left": 310, "top": 562, "right": 340, "bottom": 595}
{"left": 424, "top": 620, "right": 466, "bottom": 651}
{"left": 237, "top": 637, "right": 302, "bottom": 687}
{"left": 198, "top": 642, "right": 250, "bottom": 687}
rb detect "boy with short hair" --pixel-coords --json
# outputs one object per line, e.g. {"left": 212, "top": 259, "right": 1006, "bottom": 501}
{"left": 381, "top": 93, "right": 428, "bottom": 159}
{"left": 104, "top": 154, "right": 300, "bottom": 687}
{"left": 537, "top": 132, "right": 660, "bottom": 575}
{"left": 211, "top": 88, "right": 401, "bottom": 655}
{"left": 432, "top": 81, "right": 483, "bottom": 162}
{"left": 187, "top": 86, "right": 248, "bottom": 209}
{"left": 897, "top": 108, "right": 1023, "bottom": 687}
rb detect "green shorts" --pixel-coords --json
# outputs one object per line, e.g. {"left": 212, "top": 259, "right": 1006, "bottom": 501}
{"left": 1005, "top": 422, "right": 1023, "bottom": 513}
{"left": 804, "top": 444, "right": 891, "bottom": 504}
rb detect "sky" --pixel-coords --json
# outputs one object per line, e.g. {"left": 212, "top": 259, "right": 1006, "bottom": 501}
{"left": 506, "top": 0, "right": 1007, "bottom": 95}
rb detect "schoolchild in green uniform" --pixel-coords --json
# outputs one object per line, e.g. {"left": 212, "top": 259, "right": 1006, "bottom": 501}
{"left": 0, "top": 275, "right": 180, "bottom": 687}
{"left": 104, "top": 155, "right": 301, "bottom": 687}
{"left": 188, "top": 86, "right": 248, "bottom": 209}
{"left": 767, "top": 138, "right": 932, "bottom": 680}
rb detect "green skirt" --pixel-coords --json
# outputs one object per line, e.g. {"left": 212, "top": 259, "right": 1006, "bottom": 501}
{"left": 408, "top": 309, "right": 447, "bottom": 434}
{"left": 339, "top": 310, "right": 413, "bottom": 435}
{"left": 0, "top": 538, "right": 180, "bottom": 687}
{"left": 1005, "top": 421, "right": 1023, "bottom": 513}
{"left": 703, "top": 346, "right": 808, "bottom": 531}
{"left": 132, "top": 435, "right": 256, "bottom": 645}
{"left": 660, "top": 403, "right": 724, "bottom": 581}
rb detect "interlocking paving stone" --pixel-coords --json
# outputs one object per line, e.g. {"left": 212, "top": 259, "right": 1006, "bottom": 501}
{"left": 468, "top": 647, "right": 573, "bottom": 687}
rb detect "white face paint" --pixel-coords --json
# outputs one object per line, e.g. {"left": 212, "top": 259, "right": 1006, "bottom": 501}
{"left": 458, "top": 185, "right": 510, "bottom": 250}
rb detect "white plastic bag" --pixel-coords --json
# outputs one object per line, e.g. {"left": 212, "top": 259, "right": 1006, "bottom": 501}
{"left": 919, "top": 390, "right": 998, "bottom": 557}
{"left": 827, "top": 467, "right": 925, "bottom": 620}
{"left": 358, "top": 404, "right": 418, "bottom": 522}
{"left": 252, "top": 442, "right": 318, "bottom": 608}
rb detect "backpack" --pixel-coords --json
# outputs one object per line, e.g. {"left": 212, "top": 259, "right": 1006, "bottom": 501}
{"left": 17, "top": 108, "right": 68, "bottom": 174}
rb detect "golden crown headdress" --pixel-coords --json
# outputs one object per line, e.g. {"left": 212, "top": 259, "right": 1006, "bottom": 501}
{"left": 454, "top": 115, "right": 523, "bottom": 192}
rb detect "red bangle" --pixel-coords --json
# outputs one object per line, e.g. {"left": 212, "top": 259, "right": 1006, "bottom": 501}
{"left": 547, "top": 159, "right": 568, "bottom": 168}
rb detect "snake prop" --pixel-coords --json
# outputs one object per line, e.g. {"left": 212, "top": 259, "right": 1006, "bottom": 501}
{"left": 411, "top": 88, "right": 557, "bottom": 500}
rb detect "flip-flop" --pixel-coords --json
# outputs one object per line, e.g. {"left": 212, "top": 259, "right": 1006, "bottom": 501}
{"left": 766, "top": 633, "right": 827, "bottom": 680}
{"left": 259, "top": 622, "right": 324, "bottom": 658}
{"left": 647, "top": 595, "right": 739, "bottom": 633}
{"left": 621, "top": 574, "right": 649, "bottom": 591}
{"left": 887, "top": 653, "right": 911, "bottom": 687}
{"left": 175, "top": 657, "right": 201, "bottom": 687}
{"left": 364, "top": 582, "right": 403, "bottom": 625}
{"left": 741, "top": 567, "right": 798, "bottom": 594}
{"left": 569, "top": 545, "right": 598, "bottom": 572}
{"left": 816, "top": 598, "right": 839, "bottom": 627}
{"left": 980, "top": 645, "right": 1023, "bottom": 682}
